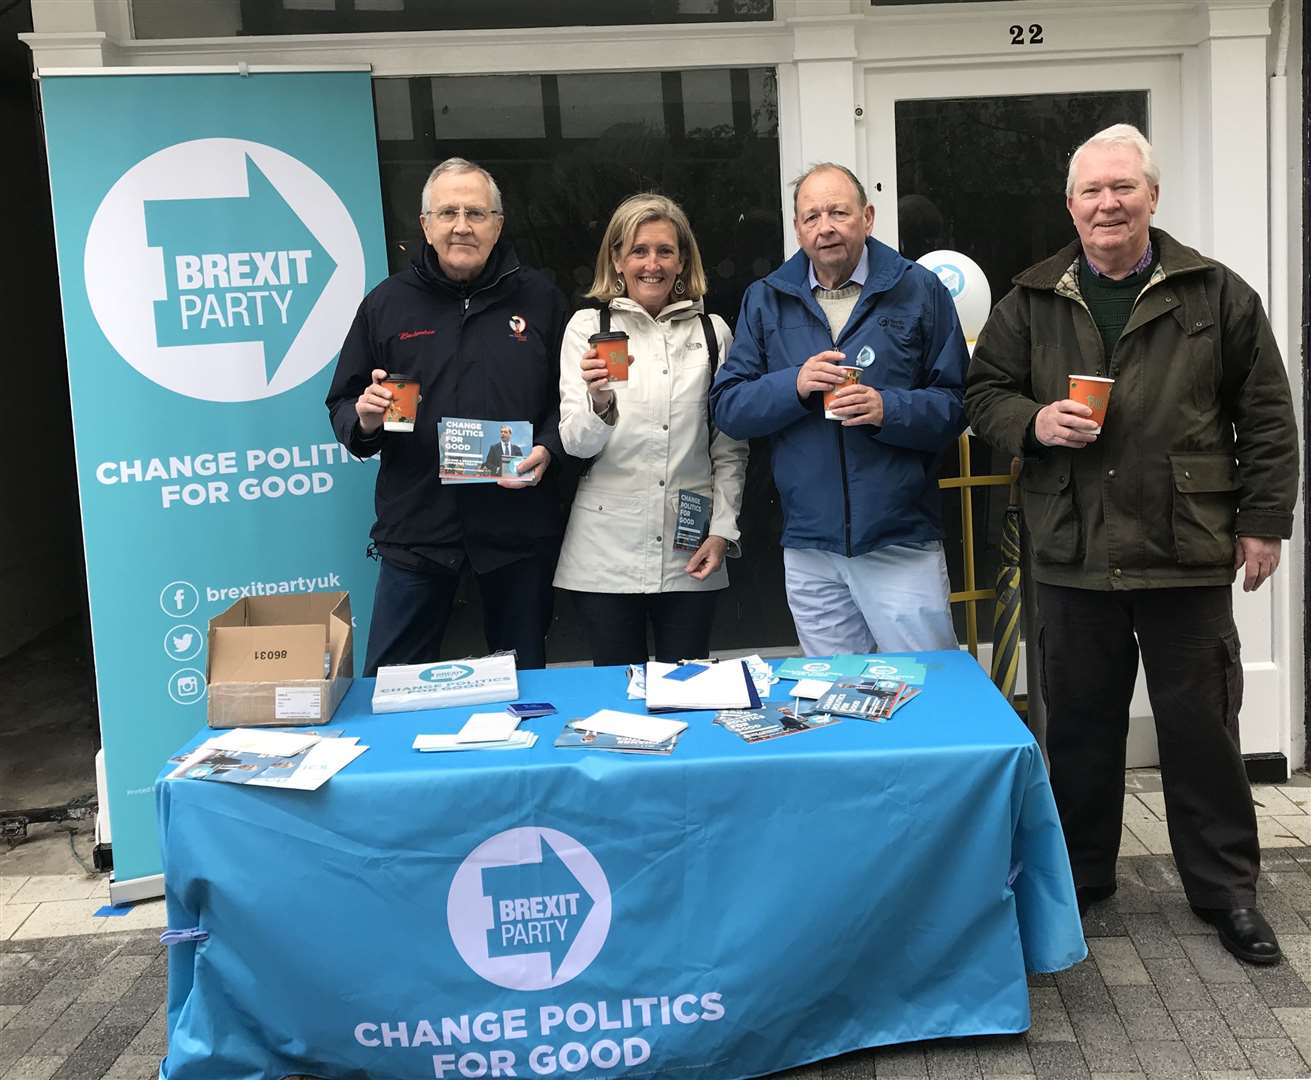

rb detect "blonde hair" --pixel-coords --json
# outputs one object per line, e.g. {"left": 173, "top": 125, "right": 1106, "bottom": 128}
{"left": 585, "top": 193, "right": 708, "bottom": 302}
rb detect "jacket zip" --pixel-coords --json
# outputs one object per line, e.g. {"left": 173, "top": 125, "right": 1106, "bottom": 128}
{"left": 461, "top": 265, "right": 520, "bottom": 317}
{"left": 836, "top": 422, "right": 852, "bottom": 556}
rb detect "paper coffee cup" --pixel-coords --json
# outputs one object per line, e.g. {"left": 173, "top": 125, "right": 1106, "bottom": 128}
{"left": 823, "top": 366, "right": 863, "bottom": 420}
{"left": 1068, "top": 375, "right": 1114, "bottom": 433}
{"left": 589, "top": 331, "right": 631, "bottom": 384}
{"left": 381, "top": 374, "right": 420, "bottom": 432}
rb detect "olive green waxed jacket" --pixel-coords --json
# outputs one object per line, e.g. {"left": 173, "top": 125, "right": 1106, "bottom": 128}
{"left": 966, "top": 228, "right": 1298, "bottom": 590}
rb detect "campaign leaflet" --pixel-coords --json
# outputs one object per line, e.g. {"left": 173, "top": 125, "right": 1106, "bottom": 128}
{"left": 773, "top": 655, "right": 872, "bottom": 682}
{"left": 438, "top": 418, "right": 533, "bottom": 484}
{"left": 672, "top": 490, "right": 711, "bottom": 552}
{"left": 815, "top": 678, "right": 919, "bottom": 722}
{"left": 774, "top": 654, "right": 929, "bottom": 685}
{"left": 554, "top": 720, "right": 679, "bottom": 755}
{"left": 169, "top": 738, "right": 366, "bottom": 790}
{"left": 714, "top": 702, "right": 843, "bottom": 744}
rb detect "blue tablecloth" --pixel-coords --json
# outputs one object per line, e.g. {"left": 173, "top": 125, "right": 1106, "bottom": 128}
{"left": 157, "top": 650, "right": 1085, "bottom": 1080}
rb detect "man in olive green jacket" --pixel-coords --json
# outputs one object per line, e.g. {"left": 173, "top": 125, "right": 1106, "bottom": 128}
{"left": 966, "top": 124, "right": 1298, "bottom": 966}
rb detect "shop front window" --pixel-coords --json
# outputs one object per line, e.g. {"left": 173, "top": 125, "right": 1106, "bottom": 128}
{"left": 131, "top": 0, "right": 774, "bottom": 39}
{"left": 375, "top": 67, "right": 787, "bottom": 658}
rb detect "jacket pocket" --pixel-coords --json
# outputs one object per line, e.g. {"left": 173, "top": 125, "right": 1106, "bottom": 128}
{"left": 1020, "top": 456, "right": 1083, "bottom": 564}
{"left": 1169, "top": 452, "right": 1239, "bottom": 565}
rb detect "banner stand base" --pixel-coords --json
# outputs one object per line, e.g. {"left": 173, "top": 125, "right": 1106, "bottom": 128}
{"left": 109, "top": 872, "right": 164, "bottom": 905}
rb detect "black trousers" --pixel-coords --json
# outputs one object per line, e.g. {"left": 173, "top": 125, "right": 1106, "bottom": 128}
{"left": 364, "top": 551, "right": 557, "bottom": 676}
{"left": 1038, "top": 583, "right": 1258, "bottom": 907}
{"left": 567, "top": 590, "right": 718, "bottom": 667}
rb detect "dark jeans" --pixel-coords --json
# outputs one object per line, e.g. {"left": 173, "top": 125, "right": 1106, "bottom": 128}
{"left": 1037, "top": 583, "right": 1258, "bottom": 907}
{"left": 567, "top": 590, "right": 718, "bottom": 666}
{"left": 364, "top": 551, "right": 557, "bottom": 675}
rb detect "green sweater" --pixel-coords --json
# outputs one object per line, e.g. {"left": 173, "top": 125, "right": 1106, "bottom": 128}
{"left": 1078, "top": 257, "right": 1156, "bottom": 360}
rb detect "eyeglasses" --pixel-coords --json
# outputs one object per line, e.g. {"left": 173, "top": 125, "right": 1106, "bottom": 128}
{"left": 422, "top": 205, "right": 501, "bottom": 226}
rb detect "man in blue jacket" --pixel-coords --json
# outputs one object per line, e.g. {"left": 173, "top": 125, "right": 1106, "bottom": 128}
{"left": 711, "top": 163, "right": 968, "bottom": 654}
{"left": 326, "top": 158, "right": 568, "bottom": 673}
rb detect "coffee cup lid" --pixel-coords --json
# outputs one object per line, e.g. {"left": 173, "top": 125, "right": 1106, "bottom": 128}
{"left": 384, "top": 372, "right": 417, "bottom": 382}
{"left": 588, "top": 332, "right": 629, "bottom": 344}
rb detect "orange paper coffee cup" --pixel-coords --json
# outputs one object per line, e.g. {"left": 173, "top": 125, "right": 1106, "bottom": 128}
{"left": 589, "top": 331, "right": 631, "bottom": 384}
{"left": 823, "top": 366, "right": 863, "bottom": 420}
{"left": 1068, "top": 375, "right": 1114, "bottom": 433}
{"left": 382, "top": 374, "right": 420, "bottom": 432}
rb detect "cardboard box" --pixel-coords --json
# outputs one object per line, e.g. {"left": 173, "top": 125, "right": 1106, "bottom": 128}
{"left": 206, "top": 592, "right": 353, "bottom": 728}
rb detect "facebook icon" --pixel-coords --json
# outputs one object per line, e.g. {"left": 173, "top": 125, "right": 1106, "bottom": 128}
{"left": 159, "top": 581, "right": 198, "bottom": 618}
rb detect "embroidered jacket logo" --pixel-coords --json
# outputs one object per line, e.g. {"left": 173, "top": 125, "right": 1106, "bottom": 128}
{"left": 398, "top": 329, "right": 435, "bottom": 341}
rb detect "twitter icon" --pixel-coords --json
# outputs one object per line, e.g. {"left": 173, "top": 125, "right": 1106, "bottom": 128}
{"left": 164, "top": 624, "right": 202, "bottom": 661}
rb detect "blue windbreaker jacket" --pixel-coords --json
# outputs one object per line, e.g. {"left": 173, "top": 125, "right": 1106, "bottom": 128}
{"left": 710, "top": 237, "right": 968, "bottom": 557}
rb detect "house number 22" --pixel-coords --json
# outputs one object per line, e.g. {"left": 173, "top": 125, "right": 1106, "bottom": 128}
{"left": 1009, "top": 23, "right": 1044, "bottom": 45}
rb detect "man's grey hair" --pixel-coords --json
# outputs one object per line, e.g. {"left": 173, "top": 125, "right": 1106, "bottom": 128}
{"left": 1065, "top": 124, "right": 1160, "bottom": 197}
{"left": 420, "top": 157, "right": 504, "bottom": 214}
{"left": 791, "top": 162, "right": 869, "bottom": 216}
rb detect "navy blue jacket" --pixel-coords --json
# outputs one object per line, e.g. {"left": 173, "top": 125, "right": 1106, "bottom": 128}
{"left": 710, "top": 237, "right": 968, "bottom": 556}
{"left": 326, "top": 238, "right": 568, "bottom": 572}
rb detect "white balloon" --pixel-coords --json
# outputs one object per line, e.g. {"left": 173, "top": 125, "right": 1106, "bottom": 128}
{"left": 917, "top": 250, "right": 992, "bottom": 342}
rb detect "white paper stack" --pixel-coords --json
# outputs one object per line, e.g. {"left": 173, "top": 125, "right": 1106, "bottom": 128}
{"left": 411, "top": 711, "right": 537, "bottom": 753}
{"left": 413, "top": 731, "right": 538, "bottom": 753}
{"left": 168, "top": 727, "right": 367, "bottom": 791}
{"left": 373, "top": 654, "right": 518, "bottom": 714}
{"left": 644, "top": 660, "right": 754, "bottom": 711}
{"left": 573, "top": 709, "right": 688, "bottom": 743}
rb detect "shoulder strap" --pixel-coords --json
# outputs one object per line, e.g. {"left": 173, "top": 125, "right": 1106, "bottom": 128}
{"left": 599, "top": 306, "right": 610, "bottom": 334}
{"left": 698, "top": 312, "right": 718, "bottom": 372}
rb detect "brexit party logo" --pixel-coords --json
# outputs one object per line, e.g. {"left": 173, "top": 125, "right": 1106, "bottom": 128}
{"left": 447, "top": 827, "right": 611, "bottom": 991}
{"left": 930, "top": 262, "right": 966, "bottom": 298}
{"left": 418, "top": 663, "right": 475, "bottom": 684}
{"left": 83, "top": 138, "right": 365, "bottom": 402}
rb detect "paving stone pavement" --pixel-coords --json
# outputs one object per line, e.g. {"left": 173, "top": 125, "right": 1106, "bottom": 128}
{"left": 8, "top": 853, "right": 1311, "bottom": 1078}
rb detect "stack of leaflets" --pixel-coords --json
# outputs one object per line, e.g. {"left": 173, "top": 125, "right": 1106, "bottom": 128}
{"left": 168, "top": 728, "right": 367, "bottom": 791}
{"left": 438, "top": 418, "right": 534, "bottom": 484}
{"left": 554, "top": 709, "right": 686, "bottom": 755}
{"left": 775, "top": 655, "right": 927, "bottom": 723}
{"left": 412, "top": 711, "right": 537, "bottom": 753}
{"left": 373, "top": 653, "right": 518, "bottom": 714}
{"left": 815, "top": 677, "right": 922, "bottom": 722}
{"left": 774, "top": 655, "right": 874, "bottom": 682}
{"left": 714, "top": 701, "right": 843, "bottom": 744}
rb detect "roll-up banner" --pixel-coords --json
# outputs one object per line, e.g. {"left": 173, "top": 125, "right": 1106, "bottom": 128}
{"left": 38, "top": 69, "right": 388, "bottom": 899}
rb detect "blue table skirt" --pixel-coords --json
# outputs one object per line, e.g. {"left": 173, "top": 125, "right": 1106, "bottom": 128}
{"left": 157, "top": 650, "right": 1085, "bottom": 1080}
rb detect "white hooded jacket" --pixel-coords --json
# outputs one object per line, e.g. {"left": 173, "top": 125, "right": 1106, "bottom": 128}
{"left": 554, "top": 297, "right": 748, "bottom": 594}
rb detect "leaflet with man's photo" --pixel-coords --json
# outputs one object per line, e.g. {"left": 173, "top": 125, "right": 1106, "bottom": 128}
{"left": 438, "top": 418, "right": 534, "bottom": 484}
{"left": 815, "top": 678, "right": 916, "bottom": 722}
{"left": 714, "top": 702, "right": 842, "bottom": 744}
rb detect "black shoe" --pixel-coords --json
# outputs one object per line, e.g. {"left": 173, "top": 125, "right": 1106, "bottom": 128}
{"left": 1077, "top": 883, "right": 1117, "bottom": 916}
{"left": 1191, "top": 906, "right": 1282, "bottom": 965}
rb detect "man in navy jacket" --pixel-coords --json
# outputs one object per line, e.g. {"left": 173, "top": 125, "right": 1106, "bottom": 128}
{"left": 327, "top": 158, "right": 568, "bottom": 673}
{"left": 711, "top": 163, "right": 968, "bottom": 655}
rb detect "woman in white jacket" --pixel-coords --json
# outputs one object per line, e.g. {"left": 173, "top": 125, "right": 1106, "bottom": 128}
{"left": 555, "top": 194, "right": 748, "bottom": 666}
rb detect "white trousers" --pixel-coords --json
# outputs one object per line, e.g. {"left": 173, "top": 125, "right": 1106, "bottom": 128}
{"left": 783, "top": 542, "right": 958, "bottom": 655}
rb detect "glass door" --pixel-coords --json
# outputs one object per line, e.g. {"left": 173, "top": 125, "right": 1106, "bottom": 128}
{"left": 865, "top": 58, "right": 1183, "bottom": 765}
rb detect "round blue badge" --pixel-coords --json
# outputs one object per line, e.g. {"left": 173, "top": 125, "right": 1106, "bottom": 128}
{"left": 856, "top": 345, "right": 876, "bottom": 368}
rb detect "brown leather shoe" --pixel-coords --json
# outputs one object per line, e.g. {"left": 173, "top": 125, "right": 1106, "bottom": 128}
{"left": 1191, "top": 906, "right": 1282, "bottom": 965}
